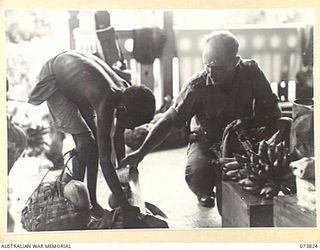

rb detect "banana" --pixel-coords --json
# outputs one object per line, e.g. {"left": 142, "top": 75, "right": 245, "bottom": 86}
{"left": 281, "top": 153, "right": 288, "bottom": 169}
{"left": 237, "top": 169, "right": 248, "bottom": 178}
{"left": 260, "top": 185, "right": 280, "bottom": 199}
{"left": 258, "top": 169, "right": 264, "bottom": 176}
{"left": 275, "top": 142, "right": 284, "bottom": 163}
{"left": 224, "top": 161, "right": 241, "bottom": 171}
{"left": 234, "top": 153, "right": 249, "bottom": 164}
{"left": 258, "top": 140, "right": 269, "bottom": 163}
{"left": 260, "top": 186, "right": 275, "bottom": 195}
{"left": 281, "top": 181, "right": 296, "bottom": 192}
{"left": 266, "top": 130, "right": 280, "bottom": 145}
{"left": 279, "top": 184, "right": 293, "bottom": 195}
{"left": 273, "top": 159, "right": 280, "bottom": 172}
{"left": 267, "top": 145, "right": 276, "bottom": 165}
{"left": 265, "top": 186, "right": 279, "bottom": 199}
{"left": 238, "top": 177, "right": 255, "bottom": 187}
{"left": 253, "top": 164, "right": 264, "bottom": 175}
{"left": 264, "top": 164, "right": 272, "bottom": 174}
{"left": 225, "top": 169, "right": 239, "bottom": 178}
{"left": 219, "top": 157, "right": 236, "bottom": 165}
{"left": 242, "top": 186, "right": 259, "bottom": 191}
{"left": 258, "top": 139, "right": 266, "bottom": 154}
{"left": 258, "top": 159, "right": 264, "bottom": 165}
{"left": 250, "top": 153, "right": 260, "bottom": 165}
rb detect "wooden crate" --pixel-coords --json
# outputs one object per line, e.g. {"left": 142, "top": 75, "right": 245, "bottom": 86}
{"left": 273, "top": 195, "right": 317, "bottom": 227}
{"left": 221, "top": 181, "right": 273, "bottom": 227}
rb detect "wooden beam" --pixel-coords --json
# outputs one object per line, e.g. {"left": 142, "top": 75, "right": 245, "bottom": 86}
{"left": 68, "top": 11, "right": 79, "bottom": 50}
{"left": 160, "top": 11, "right": 176, "bottom": 98}
{"left": 140, "top": 64, "right": 154, "bottom": 91}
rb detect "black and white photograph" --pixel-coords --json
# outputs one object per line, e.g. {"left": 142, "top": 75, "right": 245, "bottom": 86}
{"left": 5, "top": 6, "right": 316, "bottom": 237}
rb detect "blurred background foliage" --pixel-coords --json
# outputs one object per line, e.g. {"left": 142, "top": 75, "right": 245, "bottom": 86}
{"left": 6, "top": 10, "right": 51, "bottom": 44}
{"left": 6, "top": 10, "right": 57, "bottom": 127}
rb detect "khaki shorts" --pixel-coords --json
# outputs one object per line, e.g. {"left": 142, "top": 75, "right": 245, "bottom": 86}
{"left": 47, "top": 90, "right": 91, "bottom": 135}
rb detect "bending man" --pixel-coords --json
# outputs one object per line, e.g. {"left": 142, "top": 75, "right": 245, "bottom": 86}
{"left": 29, "top": 51, "right": 155, "bottom": 226}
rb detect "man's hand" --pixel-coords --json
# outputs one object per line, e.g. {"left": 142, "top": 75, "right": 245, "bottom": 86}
{"left": 119, "top": 150, "right": 144, "bottom": 169}
{"left": 229, "top": 119, "right": 254, "bottom": 153}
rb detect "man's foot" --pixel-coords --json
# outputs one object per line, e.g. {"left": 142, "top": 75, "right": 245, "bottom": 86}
{"left": 90, "top": 204, "right": 107, "bottom": 219}
{"left": 198, "top": 193, "right": 215, "bottom": 208}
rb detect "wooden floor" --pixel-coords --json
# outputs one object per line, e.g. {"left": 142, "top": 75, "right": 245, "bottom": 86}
{"left": 8, "top": 138, "right": 221, "bottom": 233}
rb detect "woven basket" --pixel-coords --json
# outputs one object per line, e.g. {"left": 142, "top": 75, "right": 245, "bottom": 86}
{"left": 21, "top": 150, "right": 90, "bottom": 231}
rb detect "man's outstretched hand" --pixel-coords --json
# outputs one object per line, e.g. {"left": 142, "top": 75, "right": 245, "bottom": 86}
{"left": 120, "top": 150, "right": 144, "bottom": 169}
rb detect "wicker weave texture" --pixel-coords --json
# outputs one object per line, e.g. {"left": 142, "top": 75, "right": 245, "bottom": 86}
{"left": 21, "top": 181, "right": 90, "bottom": 231}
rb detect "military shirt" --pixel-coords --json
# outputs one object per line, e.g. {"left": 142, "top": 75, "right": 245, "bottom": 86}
{"left": 172, "top": 59, "right": 281, "bottom": 142}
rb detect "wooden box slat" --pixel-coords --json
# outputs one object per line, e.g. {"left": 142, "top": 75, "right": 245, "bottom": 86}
{"left": 221, "top": 181, "right": 273, "bottom": 227}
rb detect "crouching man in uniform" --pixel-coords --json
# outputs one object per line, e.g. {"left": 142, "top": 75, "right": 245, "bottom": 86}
{"left": 120, "top": 30, "right": 291, "bottom": 210}
{"left": 28, "top": 51, "right": 155, "bottom": 227}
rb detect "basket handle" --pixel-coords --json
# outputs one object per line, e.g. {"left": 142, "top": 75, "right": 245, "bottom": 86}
{"left": 23, "top": 149, "right": 78, "bottom": 207}
{"left": 56, "top": 149, "right": 78, "bottom": 197}
{"left": 58, "top": 149, "right": 77, "bottom": 182}
{"left": 37, "top": 149, "right": 77, "bottom": 198}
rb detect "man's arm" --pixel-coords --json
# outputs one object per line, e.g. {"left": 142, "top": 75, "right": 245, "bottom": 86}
{"left": 114, "top": 123, "right": 126, "bottom": 165}
{"left": 243, "top": 62, "right": 281, "bottom": 129}
{"left": 95, "top": 100, "right": 130, "bottom": 207}
{"left": 120, "top": 75, "right": 201, "bottom": 169}
{"left": 139, "top": 109, "right": 177, "bottom": 158}
{"left": 120, "top": 108, "right": 177, "bottom": 168}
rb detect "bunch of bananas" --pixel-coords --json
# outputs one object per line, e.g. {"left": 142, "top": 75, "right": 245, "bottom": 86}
{"left": 222, "top": 139, "right": 296, "bottom": 199}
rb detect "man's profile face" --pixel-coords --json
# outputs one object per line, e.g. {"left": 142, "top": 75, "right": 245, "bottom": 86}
{"left": 202, "top": 41, "right": 236, "bottom": 86}
{"left": 116, "top": 106, "right": 144, "bottom": 130}
{"left": 116, "top": 106, "right": 135, "bottom": 129}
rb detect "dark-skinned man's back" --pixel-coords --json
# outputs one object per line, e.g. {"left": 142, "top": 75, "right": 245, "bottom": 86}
{"left": 29, "top": 50, "right": 156, "bottom": 227}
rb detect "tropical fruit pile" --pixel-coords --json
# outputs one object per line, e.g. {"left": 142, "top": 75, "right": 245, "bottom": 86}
{"left": 222, "top": 134, "right": 296, "bottom": 199}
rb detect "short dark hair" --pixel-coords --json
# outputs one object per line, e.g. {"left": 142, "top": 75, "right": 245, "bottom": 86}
{"left": 204, "top": 30, "right": 239, "bottom": 60}
{"left": 122, "top": 85, "right": 156, "bottom": 126}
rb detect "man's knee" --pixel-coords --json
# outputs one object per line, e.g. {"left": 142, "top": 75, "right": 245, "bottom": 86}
{"left": 185, "top": 163, "right": 216, "bottom": 196}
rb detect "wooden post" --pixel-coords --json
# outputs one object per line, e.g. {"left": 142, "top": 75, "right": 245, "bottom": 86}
{"left": 160, "top": 11, "right": 176, "bottom": 99}
{"left": 68, "top": 11, "right": 80, "bottom": 50}
{"left": 140, "top": 64, "right": 154, "bottom": 91}
{"left": 95, "top": 10, "right": 110, "bottom": 30}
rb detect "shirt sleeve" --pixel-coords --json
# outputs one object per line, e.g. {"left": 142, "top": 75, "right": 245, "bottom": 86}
{"left": 172, "top": 74, "right": 204, "bottom": 128}
{"left": 244, "top": 61, "right": 281, "bottom": 128}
